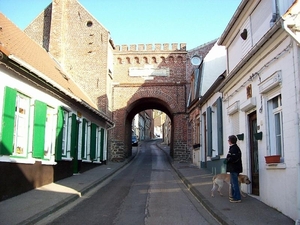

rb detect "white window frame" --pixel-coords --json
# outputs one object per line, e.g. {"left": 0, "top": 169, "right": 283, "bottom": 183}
{"left": 267, "top": 93, "right": 283, "bottom": 157}
{"left": 83, "top": 120, "right": 91, "bottom": 161}
{"left": 62, "top": 110, "right": 72, "bottom": 158}
{"left": 13, "top": 92, "right": 30, "bottom": 157}
{"left": 95, "top": 127, "right": 101, "bottom": 163}
{"left": 211, "top": 104, "right": 218, "bottom": 157}
{"left": 44, "top": 106, "right": 55, "bottom": 160}
{"left": 103, "top": 129, "right": 107, "bottom": 161}
{"left": 77, "top": 118, "right": 83, "bottom": 161}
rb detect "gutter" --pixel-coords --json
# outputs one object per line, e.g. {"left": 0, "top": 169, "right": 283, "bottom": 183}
{"left": 4, "top": 54, "right": 114, "bottom": 128}
{"left": 282, "top": 14, "right": 300, "bottom": 45}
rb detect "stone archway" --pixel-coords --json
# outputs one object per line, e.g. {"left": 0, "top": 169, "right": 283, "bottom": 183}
{"left": 110, "top": 43, "right": 188, "bottom": 162}
{"left": 125, "top": 97, "right": 174, "bottom": 158}
{"left": 110, "top": 86, "right": 189, "bottom": 161}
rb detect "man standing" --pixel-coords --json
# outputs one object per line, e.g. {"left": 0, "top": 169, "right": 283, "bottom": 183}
{"left": 226, "top": 135, "right": 243, "bottom": 203}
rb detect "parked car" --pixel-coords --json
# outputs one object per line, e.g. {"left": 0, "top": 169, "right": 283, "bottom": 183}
{"left": 132, "top": 135, "right": 138, "bottom": 146}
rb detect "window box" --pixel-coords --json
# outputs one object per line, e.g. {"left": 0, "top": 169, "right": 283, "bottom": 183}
{"left": 265, "top": 155, "right": 281, "bottom": 164}
{"left": 237, "top": 133, "right": 244, "bottom": 140}
{"left": 254, "top": 132, "right": 263, "bottom": 140}
{"left": 193, "top": 143, "right": 200, "bottom": 149}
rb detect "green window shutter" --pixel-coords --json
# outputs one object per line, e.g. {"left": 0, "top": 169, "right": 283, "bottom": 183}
{"left": 70, "top": 113, "right": 77, "bottom": 158}
{"left": 90, "top": 123, "right": 97, "bottom": 160}
{"left": 100, "top": 128, "right": 104, "bottom": 161}
{"left": 0, "top": 87, "right": 17, "bottom": 155}
{"left": 217, "top": 97, "right": 223, "bottom": 155}
{"left": 81, "top": 118, "right": 86, "bottom": 159}
{"left": 55, "top": 107, "right": 64, "bottom": 161}
{"left": 32, "top": 100, "right": 47, "bottom": 159}
{"left": 207, "top": 106, "right": 212, "bottom": 157}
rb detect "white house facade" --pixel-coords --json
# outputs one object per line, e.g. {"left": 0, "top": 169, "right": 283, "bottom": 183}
{"left": 0, "top": 13, "right": 114, "bottom": 200}
{"left": 218, "top": 0, "right": 300, "bottom": 221}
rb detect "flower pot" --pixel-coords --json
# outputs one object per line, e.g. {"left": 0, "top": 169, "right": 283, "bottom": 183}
{"left": 265, "top": 155, "right": 281, "bottom": 164}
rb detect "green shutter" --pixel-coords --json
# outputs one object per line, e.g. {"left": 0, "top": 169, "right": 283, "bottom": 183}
{"left": 32, "top": 100, "right": 47, "bottom": 159}
{"left": 217, "top": 97, "right": 223, "bottom": 155}
{"left": 100, "top": 128, "right": 104, "bottom": 161}
{"left": 81, "top": 119, "right": 86, "bottom": 159}
{"left": 207, "top": 106, "right": 212, "bottom": 157}
{"left": 90, "top": 123, "right": 97, "bottom": 160}
{"left": 55, "top": 107, "right": 64, "bottom": 161}
{"left": 0, "top": 87, "right": 17, "bottom": 155}
{"left": 70, "top": 113, "right": 77, "bottom": 158}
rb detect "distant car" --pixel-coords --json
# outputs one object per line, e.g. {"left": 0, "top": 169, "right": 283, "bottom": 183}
{"left": 132, "top": 135, "right": 138, "bottom": 146}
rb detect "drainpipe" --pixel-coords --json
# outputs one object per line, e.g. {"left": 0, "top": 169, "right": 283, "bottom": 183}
{"left": 270, "top": 0, "right": 279, "bottom": 27}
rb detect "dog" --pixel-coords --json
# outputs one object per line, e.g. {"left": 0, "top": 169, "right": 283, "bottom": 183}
{"left": 211, "top": 173, "right": 251, "bottom": 197}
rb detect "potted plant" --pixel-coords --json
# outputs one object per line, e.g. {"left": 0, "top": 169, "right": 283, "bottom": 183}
{"left": 265, "top": 155, "right": 281, "bottom": 164}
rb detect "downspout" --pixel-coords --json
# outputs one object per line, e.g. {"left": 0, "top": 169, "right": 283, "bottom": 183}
{"left": 282, "top": 16, "right": 300, "bottom": 221}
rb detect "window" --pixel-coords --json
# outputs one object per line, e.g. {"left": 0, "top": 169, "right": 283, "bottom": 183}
{"left": 95, "top": 126, "right": 101, "bottom": 162}
{"left": 44, "top": 106, "right": 55, "bottom": 159}
{"left": 13, "top": 93, "right": 30, "bottom": 156}
{"left": 102, "top": 128, "right": 107, "bottom": 161}
{"left": 0, "top": 88, "right": 31, "bottom": 157}
{"left": 32, "top": 100, "right": 56, "bottom": 160}
{"left": 81, "top": 119, "right": 91, "bottom": 160}
{"left": 55, "top": 107, "right": 75, "bottom": 160}
{"left": 206, "top": 97, "right": 223, "bottom": 157}
{"left": 194, "top": 115, "right": 200, "bottom": 145}
{"left": 62, "top": 110, "right": 71, "bottom": 157}
{"left": 267, "top": 94, "right": 283, "bottom": 156}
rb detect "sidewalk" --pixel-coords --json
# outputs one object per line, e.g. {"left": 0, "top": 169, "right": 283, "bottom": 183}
{"left": 157, "top": 142, "right": 295, "bottom": 225}
{"left": 0, "top": 148, "right": 137, "bottom": 225}
{"left": 0, "top": 142, "right": 296, "bottom": 225}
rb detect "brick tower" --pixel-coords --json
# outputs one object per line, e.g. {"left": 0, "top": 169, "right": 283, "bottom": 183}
{"left": 25, "top": 0, "right": 114, "bottom": 116}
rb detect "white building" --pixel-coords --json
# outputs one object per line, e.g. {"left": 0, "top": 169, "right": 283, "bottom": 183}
{"left": 0, "top": 13, "right": 113, "bottom": 200}
{"left": 218, "top": 0, "right": 299, "bottom": 221}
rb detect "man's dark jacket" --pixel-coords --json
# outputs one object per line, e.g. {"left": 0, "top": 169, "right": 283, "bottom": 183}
{"left": 226, "top": 144, "right": 243, "bottom": 173}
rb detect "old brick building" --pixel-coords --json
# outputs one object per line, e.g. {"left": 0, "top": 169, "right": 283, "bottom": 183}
{"left": 112, "top": 43, "right": 188, "bottom": 160}
{"left": 25, "top": 0, "right": 192, "bottom": 161}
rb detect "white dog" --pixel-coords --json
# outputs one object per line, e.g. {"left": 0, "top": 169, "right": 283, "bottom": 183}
{"left": 211, "top": 173, "right": 251, "bottom": 197}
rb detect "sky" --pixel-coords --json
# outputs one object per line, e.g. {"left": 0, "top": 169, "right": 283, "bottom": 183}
{"left": 0, "top": 0, "right": 241, "bottom": 50}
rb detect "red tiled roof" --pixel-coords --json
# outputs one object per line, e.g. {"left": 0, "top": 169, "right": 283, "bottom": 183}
{"left": 0, "top": 13, "right": 97, "bottom": 109}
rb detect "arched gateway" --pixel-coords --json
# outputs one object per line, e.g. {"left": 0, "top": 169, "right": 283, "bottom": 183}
{"left": 110, "top": 43, "right": 189, "bottom": 161}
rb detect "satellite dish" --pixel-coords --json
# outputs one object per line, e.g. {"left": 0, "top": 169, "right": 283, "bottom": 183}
{"left": 191, "top": 55, "right": 202, "bottom": 66}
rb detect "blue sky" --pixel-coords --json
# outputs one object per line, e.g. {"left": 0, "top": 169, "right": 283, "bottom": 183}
{"left": 0, "top": 0, "right": 241, "bottom": 50}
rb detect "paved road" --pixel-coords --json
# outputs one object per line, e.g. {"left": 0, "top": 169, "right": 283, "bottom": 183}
{"left": 39, "top": 140, "right": 219, "bottom": 225}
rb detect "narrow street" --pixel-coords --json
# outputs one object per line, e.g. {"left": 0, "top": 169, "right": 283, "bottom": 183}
{"left": 41, "top": 140, "right": 219, "bottom": 225}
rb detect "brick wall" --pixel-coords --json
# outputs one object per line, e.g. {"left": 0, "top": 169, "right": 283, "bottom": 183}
{"left": 111, "top": 43, "right": 189, "bottom": 160}
{"left": 25, "top": 0, "right": 112, "bottom": 115}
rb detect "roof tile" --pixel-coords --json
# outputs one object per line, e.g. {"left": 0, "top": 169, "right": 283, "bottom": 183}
{"left": 0, "top": 13, "right": 97, "bottom": 109}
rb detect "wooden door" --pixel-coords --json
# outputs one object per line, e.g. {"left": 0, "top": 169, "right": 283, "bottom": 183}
{"left": 249, "top": 111, "right": 259, "bottom": 195}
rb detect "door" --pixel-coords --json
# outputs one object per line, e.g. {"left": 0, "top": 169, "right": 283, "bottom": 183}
{"left": 249, "top": 111, "right": 259, "bottom": 195}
